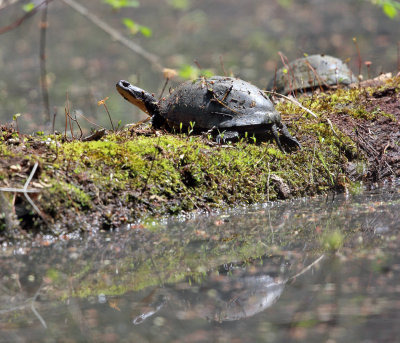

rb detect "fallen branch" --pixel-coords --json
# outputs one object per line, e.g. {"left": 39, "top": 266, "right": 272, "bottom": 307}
{"left": 0, "top": 162, "right": 43, "bottom": 216}
{"left": 263, "top": 90, "right": 344, "bottom": 143}
{"left": 263, "top": 90, "right": 318, "bottom": 119}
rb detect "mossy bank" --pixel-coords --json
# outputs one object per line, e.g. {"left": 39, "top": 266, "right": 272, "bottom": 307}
{"left": 1, "top": 76, "right": 399, "bottom": 239}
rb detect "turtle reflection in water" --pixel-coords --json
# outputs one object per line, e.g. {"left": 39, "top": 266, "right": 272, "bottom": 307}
{"left": 132, "top": 255, "right": 291, "bottom": 324}
{"left": 116, "top": 76, "right": 301, "bottom": 152}
{"left": 269, "top": 54, "right": 357, "bottom": 95}
{"left": 132, "top": 254, "right": 324, "bottom": 323}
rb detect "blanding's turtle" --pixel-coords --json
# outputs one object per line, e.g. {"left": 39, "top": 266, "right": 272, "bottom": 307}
{"left": 116, "top": 76, "right": 301, "bottom": 151}
{"left": 270, "top": 54, "right": 357, "bottom": 95}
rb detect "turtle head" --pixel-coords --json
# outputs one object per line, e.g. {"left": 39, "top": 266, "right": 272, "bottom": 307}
{"left": 116, "top": 80, "right": 158, "bottom": 116}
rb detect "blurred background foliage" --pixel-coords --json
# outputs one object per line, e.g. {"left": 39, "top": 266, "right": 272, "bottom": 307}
{"left": 0, "top": 0, "right": 399, "bottom": 132}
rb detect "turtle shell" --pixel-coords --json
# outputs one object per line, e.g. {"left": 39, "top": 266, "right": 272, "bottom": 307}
{"left": 160, "top": 76, "right": 280, "bottom": 130}
{"left": 270, "top": 54, "right": 357, "bottom": 95}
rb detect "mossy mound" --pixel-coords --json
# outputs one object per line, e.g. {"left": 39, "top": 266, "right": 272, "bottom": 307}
{"left": 0, "top": 76, "right": 399, "bottom": 238}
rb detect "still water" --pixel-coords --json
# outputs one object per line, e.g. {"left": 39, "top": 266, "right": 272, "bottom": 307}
{"left": 1, "top": 184, "right": 400, "bottom": 342}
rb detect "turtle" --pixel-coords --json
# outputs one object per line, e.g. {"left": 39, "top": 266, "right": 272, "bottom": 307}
{"left": 116, "top": 76, "right": 301, "bottom": 151}
{"left": 269, "top": 54, "right": 357, "bottom": 95}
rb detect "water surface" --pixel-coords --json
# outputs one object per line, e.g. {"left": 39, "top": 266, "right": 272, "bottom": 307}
{"left": 1, "top": 185, "right": 400, "bottom": 342}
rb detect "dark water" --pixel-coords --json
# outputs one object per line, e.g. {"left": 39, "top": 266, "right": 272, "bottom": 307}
{"left": 0, "top": 0, "right": 399, "bottom": 132}
{"left": 1, "top": 184, "right": 400, "bottom": 342}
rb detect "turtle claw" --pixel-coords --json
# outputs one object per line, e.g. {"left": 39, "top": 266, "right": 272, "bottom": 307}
{"left": 280, "top": 123, "right": 302, "bottom": 150}
{"left": 271, "top": 124, "right": 284, "bottom": 152}
{"left": 271, "top": 123, "right": 301, "bottom": 153}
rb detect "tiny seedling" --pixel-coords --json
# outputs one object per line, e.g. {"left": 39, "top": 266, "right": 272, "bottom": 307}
{"left": 12, "top": 113, "right": 21, "bottom": 135}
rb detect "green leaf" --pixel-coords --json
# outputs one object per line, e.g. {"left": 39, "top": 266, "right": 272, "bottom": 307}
{"left": 179, "top": 65, "right": 199, "bottom": 79}
{"left": 167, "top": 0, "right": 190, "bottom": 10}
{"left": 13, "top": 113, "right": 21, "bottom": 121}
{"left": 103, "top": 0, "right": 140, "bottom": 10}
{"left": 200, "top": 69, "right": 214, "bottom": 78}
{"left": 123, "top": 18, "right": 152, "bottom": 37}
{"left": 139, "top": 25, "right": 152, "bottom": 37}
{"left": 123, "top": 18, "right": 136, "bottom": 30}
{"left": 22, "top": 3, "right": 35, "bottom": 12}
{"left": 277, "top": 0, "right": 292, "bottom": 8}
{"left": 383, "top": 3, "right": 398, "bottom": 18}
{"left": 179, "top": 65, "right": 214, "bottom": 80}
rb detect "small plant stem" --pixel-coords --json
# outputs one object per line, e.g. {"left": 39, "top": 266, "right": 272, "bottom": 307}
{"left": 194, "top": 59, "right": 202, "bottom": 70}
{"left": 219, "top": 55, "right": 227, "bottom": 76}
{"left": 103, "top": 103, "right": 115, "bottom": 131}
{"left": 39, "top": 0, "right": 51, "bottom": 125}
{"left": 397, "top": 41, "right": 400, "bottom": 72}
{"left": 159, "top": 78, "right": 169, "bottom": 100}
{"left": 60, "top": 0, "right": 163, "bottom": 71}
{"left": 262, "top": 90, "right": 318, "bottom": 119}
{"left": 352, "top": 37, "right": 362, "bottom": 77}
{"left": 0, "top": 0, "right": 54, "bottom": 35}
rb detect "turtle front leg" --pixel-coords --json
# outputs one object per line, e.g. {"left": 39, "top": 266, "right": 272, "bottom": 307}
{"left": 271, "top": 123, "right": 285, "bottom": 152}
{"left": 151, "top": 113, "right": 166, "bottom": 129}
{"left": 279, "top": 122, "right": 302, "bottom": 150}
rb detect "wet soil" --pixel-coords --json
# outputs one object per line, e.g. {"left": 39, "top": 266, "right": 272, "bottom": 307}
{"left": 330, "top": 85, "right": 400, "bottom": 181}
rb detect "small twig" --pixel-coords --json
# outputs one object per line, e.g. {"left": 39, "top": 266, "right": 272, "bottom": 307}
{"left": 142, "top": 135, "right": 161, "bottom": 193}
{"left": 288, "top": 254, "right": 325, "bottom": 281}
{"left": 353, "top": 37, "right": 362, "bottom": 78}
{"left": 72, "top": 113, "right": 83, "bottom": 139}
{"left": 397, "top": 41, "right": 400, "bottom": 73}
{"left": 264, "top": 90, "right": 345, "bottom": 144}
{"left": 64, "top": 92, "right": 70, "bottom": 139}
{"left": 266, "top": 162, "right": 271, "bottom": 202}
{"left": 262, "top": 90, "right": 318, "bottom": 119}
{"left": 39, "top": 0, "right": 51, "bottom": 124}
{"left": 125, "top": 116, "right": 151, "bottom": 130}
{"left": 23, "top": 163, "right": 43, "bottom": 215}
{"left": 219, "top": 55, "right": 227, "bottom": 76}
{"left": 98, "top": 97, "right": 114, "bottom": 131}
{"left": 309, "top": 142, "right": 317, "bottom": 184}
{"left": 158, "top": 78, "right": 169, "bottom": 100}
{"left": 50, "top": 132, "right": 59, "bottom": 162}
{"left": 304, "top": 59, "right": 329, "bottom": 91}
{"left": 31, "top": 283, "right": 47, "bottom": 329}
{"left": 82, "top": 128, "right": 107, "bottom": 142}
{"left": 51, "top": 107, "right": 57, "bottom": 134}
{"left": 75, "top": 112, "right": 106, "bottom": 129}
{"left": 0, "top": 0, "right": 54, "bottom": 35}
{"left": 288, "top": 254, "right": 325, "bottom": 282}
{"left": 0, "top": 187, "right": 39, "bottom": 193}
{"left": 278, "top": 51, "right": 296, "bottom": 96}
{"left": 0, "top": 163, "right": 45, "bottom": 218}
{"left": 194, "top": 59, "right": 202, "bottom": 70}
{"left": 60, "top": 0, "right": 163, "bottom": 71}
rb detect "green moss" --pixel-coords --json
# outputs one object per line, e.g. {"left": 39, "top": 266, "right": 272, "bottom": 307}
{"left": 44, "top": 180, "right": 92, "bottom": 211}
{"left": 4, "top": 79, "right": 397, "bottom": 233}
